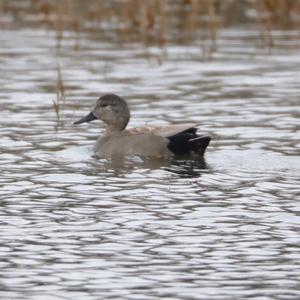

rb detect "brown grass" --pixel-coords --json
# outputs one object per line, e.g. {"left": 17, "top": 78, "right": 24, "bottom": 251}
{"left": 250, "top": 0, "right": 300, "bottom": 48}
{"left": 0, "top": 0, "right": 299, "bottom": 50}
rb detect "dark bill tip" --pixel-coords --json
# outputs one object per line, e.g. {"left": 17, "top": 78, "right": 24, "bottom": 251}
{"left": 74, "top": 112, "right": 97, "bottom": 125}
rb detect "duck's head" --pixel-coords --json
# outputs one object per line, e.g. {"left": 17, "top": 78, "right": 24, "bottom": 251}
{"left": 74, "top": 94, "right": 130, "bottom": 132}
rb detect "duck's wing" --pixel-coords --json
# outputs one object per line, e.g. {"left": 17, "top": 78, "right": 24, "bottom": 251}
{"left": 127, "top": 123, "right": 197, "bottom": 137}
{"left": 154, "top": 123, "right": 197, "bottom": 138}
{"left": 127, "top": 123, "right": 210, "bottom": 156}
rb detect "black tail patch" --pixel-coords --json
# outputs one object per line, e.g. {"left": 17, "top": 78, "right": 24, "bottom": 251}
{"left": 167, "top": 131, "right": 211, "bottom": 156}
{"left": 188, "top": 136, "right": 211, "bottom": 155}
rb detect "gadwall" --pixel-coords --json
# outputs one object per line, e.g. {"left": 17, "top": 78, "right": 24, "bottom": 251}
{"left": 74, "top": 94, "right": 211, "bottom": 159}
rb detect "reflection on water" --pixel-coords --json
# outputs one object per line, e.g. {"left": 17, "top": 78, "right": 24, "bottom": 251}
{"left": 0, "top": 27, "right": 300, "bottom": 300}
{"left": 164, "top": 157, "right": 208, "bottom": 178}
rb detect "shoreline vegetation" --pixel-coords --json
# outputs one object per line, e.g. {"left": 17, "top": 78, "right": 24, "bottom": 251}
{"left": 0, "top": 0, "right": 299, "bottom": 50}
{"left": 1, "top": 0, "right": 299, "bottom": 125}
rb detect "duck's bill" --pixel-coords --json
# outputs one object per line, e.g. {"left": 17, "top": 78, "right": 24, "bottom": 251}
{"left": 74, "top": 112, "right": 97, "bottom": 124}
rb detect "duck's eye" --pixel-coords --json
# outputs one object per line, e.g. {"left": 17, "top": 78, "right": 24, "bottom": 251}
{"left": 100, "top": 103, "right": 109, "bottom": 108}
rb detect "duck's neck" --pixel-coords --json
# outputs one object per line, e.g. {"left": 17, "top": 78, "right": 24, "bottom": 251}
{"left": 104, "top": 116, "right": 129, "bottom": 135}
{"left": 105, "top": 123, "right": 126, "bottom": 135}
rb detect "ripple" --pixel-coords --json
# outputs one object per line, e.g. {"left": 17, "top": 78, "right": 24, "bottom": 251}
{"left": 0, "top": 27, "right": 300, "bottom": 300}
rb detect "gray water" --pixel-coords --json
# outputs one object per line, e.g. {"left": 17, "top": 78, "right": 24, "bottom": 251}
{"left": 0, "top": 28, "right": 300, "bottom": 300}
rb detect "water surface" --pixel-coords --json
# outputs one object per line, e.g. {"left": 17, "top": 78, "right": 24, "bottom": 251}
{"left": 0, "top": 28, "right": 300, "bottom": 300}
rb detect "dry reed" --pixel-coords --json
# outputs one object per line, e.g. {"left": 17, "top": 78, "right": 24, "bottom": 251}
{"left": 0, "top": 0, "right": 299, "bottom": 49}
{"left": 53, "top": 63, "right": 66, "bottom": 125}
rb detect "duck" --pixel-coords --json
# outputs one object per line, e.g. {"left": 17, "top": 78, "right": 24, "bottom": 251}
{"left": 74, "top": 94, "right": 211, "bottom": 159}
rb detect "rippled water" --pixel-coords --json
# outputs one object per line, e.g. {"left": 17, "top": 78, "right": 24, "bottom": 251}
{"left": 1, "top": 28, "right": 300, "bottom": 300}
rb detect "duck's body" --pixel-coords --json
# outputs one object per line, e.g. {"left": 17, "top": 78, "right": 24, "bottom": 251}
{"left": 95, "top": 130, "right": 170, "bottom": 158}
{"left": 74, "top": 94, "right": 211, "bottom": 159}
